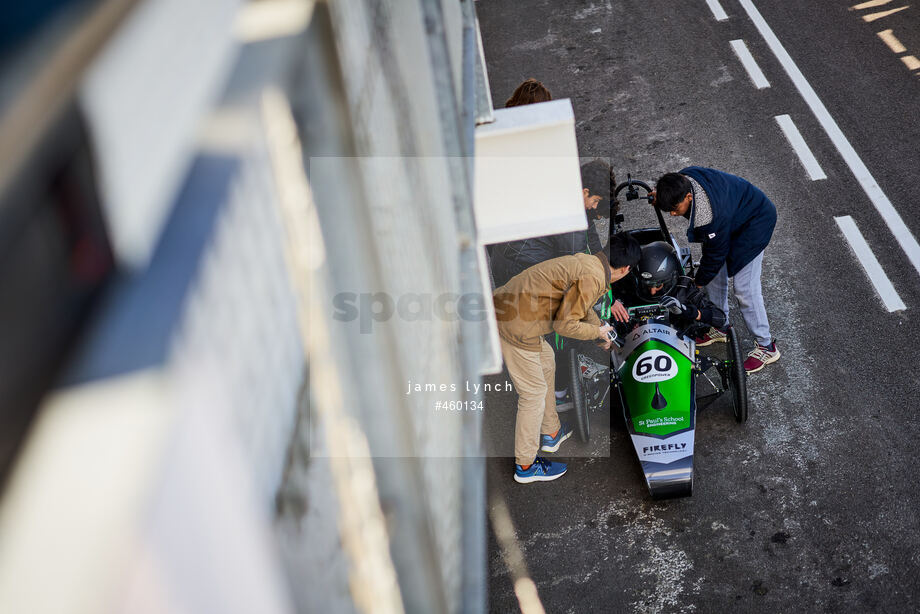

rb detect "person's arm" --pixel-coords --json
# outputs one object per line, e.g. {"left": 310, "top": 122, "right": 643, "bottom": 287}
{"left": 583, "top": 299, "right": 601, "bottom": 327}
{"left": 695, "top": 296, "right": 727, "bottom": 329}
{"left": 610, "top": 299, "right": 629, "bottom": 322}
{"left": 682, "top": 283, "right": 727, "bottom": 328}
{"left": 552, "top": 280, "right": 606, "bottom": 340}
{"left": 607, "top": 285, "right": 630, "bottom": 322}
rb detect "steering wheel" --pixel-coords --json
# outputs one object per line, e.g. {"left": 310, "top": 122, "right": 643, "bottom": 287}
{"left": 626, "top": 303, "right": 669, "bottom": 323}
{"left": 613, "top": 174, "right": 670, "bottom": 244}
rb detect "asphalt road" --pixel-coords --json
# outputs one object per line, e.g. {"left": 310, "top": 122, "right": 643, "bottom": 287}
{"left": 477, "top": 0, "right": 920, "bottom": 611}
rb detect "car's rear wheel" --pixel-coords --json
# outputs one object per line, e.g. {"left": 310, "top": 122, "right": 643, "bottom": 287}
{"left": 726, "top": 326, "right": 748, "bottom": 423}
{"left": 569, "top": 349, "right": 590, "bottom": 442}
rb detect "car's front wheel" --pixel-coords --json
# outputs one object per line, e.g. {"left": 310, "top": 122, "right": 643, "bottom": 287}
{"left": 569, "top": 348, "right": 591, "bottom": 441}
{"left": 726, "top": 326, "right": 748, "bottom": 423}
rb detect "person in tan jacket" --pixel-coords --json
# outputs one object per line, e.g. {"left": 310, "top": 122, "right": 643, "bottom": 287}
{"left": 493, "top": 232, "right": 641, "bottom": 483}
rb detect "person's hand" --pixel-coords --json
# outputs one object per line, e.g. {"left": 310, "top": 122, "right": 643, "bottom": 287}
{"left": 660, "top": 295, "right": 699, "bottom": 320}
{"left": 597, "top": 324, "right": 615, "bottom": 350}
{"left": 610, "top": 299, "right": 629, "bottom": 323}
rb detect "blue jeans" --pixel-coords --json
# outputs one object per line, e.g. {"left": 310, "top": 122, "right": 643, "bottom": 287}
{"left": 705, "top": 251, "right": 772, "bottom": 346}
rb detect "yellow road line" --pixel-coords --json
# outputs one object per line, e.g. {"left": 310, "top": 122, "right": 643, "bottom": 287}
{"left": 862, "top": 6, "right": 910, "bottom": 21}
{"left": 852, "top": 0, "right": 894, "bottom": 9}
{"left": 877, "top": 29, "right": 907, "bottom": 52}
{"left": 901, "top": 55, "right": 920, "bottom": 70}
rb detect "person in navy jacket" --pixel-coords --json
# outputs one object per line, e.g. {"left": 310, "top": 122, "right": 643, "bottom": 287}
{"left": 652, "top": 167, "right": 780, "bottom": 373}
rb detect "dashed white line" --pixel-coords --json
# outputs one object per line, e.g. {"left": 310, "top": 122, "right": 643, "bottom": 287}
{"left": 835, "top": 216, "right": 906, "bottom": 311}
{"left": 774, "top": 115, "right": 826, "bottom": 180}
{"left": 706, "top": 0, "right": 728, "bottom": 21}
{"left": 740, "top": 0, "right": 920, "bottom": 281}
{"left": 730, "top": 39, "right": 771, "bottom": 88}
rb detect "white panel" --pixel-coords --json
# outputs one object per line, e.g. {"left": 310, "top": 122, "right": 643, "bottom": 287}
{"left": 474, "top": 99, "right": 587, "bottom": 245}
{"left": 119, "top": 379, "right": 294, "bottom": 614}
{"left": 234, "top": 0, "right": 315, "bottom": 43}
{"left": 0, "top": 370, "right": 295, "bottom": 614}
{"left": 440, "top": 0, "right": 464, "bottom": 107}
{"left": 630, "top": 431, "right": 694, "bottom": 464}
{"left": 0, "top": 371, "right": 172, "bottom": 614}
{"left": 477, "top": 243, "right": 503, "bottom": 375}
{"left": 80, "top": 0, "right": 242, "bottom": 269}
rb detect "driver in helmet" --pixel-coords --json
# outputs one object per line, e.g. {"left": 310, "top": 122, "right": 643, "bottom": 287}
{"left": 623, "top": 241, "right": 727, "bottom": 330}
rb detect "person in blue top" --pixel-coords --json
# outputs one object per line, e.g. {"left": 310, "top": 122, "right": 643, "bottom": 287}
{"left": 652, "top": 167, "right": 780, "bottom": 373}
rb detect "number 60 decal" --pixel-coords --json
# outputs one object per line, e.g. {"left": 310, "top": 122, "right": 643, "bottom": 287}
{"left": 631, "top": 349, "right": 678, "bottom": 383}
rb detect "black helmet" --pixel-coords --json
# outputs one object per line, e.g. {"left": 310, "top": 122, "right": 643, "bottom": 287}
{"left": 634, "top": 241, "right": 681, "bottom": 301}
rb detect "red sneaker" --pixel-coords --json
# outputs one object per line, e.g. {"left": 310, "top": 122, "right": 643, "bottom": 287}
{"left": 744, "top": 341, "right": 780, "bottom": 373}
{"left": 695, "top": 328, "right": 727, "bottom": 346}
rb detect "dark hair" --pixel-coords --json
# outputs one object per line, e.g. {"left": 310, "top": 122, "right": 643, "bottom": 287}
{"left": 505, "top": 79, "right": 552, "bottom": 107}
{"left": 604, "top": 232, "right": 642, "bottom": 269}
{"left": 654, "top": 173, "right": 692, "bottom": 212}
{"left": 580, "top": 159, "right": 617, "bottom": 218}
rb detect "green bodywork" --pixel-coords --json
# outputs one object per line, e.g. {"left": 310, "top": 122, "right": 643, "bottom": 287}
{"left": 619, "top": 339, "right": 694, "bottom": 437}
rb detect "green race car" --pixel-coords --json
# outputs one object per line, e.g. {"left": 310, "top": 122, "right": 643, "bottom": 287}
{"left": 567, "top": 177, "right": 748, "bottom": 499}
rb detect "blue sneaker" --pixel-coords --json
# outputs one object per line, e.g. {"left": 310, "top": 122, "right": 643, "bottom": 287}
{"left": 514, "top": 457, "right": 567, "bottom": 483}
{"left": 540, "top": 423, "right": 573, "bottom": 453}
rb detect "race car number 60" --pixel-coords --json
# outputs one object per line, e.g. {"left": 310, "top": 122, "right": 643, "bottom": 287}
{"left": 632, "top": 349, "right": 678, "bottom": 383}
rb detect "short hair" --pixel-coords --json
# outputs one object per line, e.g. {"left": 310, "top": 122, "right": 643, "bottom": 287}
{"left": 604, "top": 232, "right": 642, "bottom": 269}
{"left": 505, "top": 79, "right": 552, "bottom": 107}
{"left": 580, "top": 159, "right": 617, "bottom": 218}
{"left": 654, "top": 173, "right": 692, "bottom": 212}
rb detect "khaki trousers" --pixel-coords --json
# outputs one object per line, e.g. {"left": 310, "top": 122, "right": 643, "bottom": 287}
{"left": 500, "top": 336, "right": 561, "bottom": 466}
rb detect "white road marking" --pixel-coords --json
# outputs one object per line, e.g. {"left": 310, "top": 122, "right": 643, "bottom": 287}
{"left": 877, "top": 29, "right": 907, "bottom": 53}
{"left": 740, "top": 0, "right": 920, "bottom": 281}
{"left": 774, "top": 115, "right": 826, "bottom": 180}
{"left": 835, "top": 216, "right": 906, "bottom": 311}
{"left": 706, "top": 0, "right": 728, "bottom": 21}
{"left": 730, "top": 39, "right": 771, "bottom": 88}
